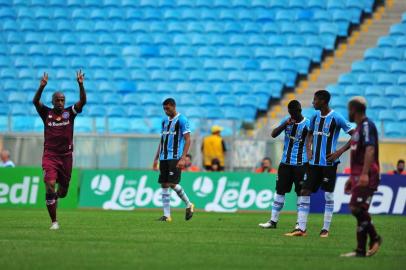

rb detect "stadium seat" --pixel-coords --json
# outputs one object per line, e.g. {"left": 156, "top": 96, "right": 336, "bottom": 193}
{"left": 2, "top": 0, "right": 371, "bottom": 133}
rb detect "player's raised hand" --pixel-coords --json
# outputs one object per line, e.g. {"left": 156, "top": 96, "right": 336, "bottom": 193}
{"left": 40, "top": 72, "right": 48, "bottom": 87}
{"left": 76, "top": 69, "right": 85, "bottom": 84}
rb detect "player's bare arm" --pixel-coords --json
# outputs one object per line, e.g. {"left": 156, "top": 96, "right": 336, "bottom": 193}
{"left": 359, "top": 145, "right": 375, "bottom": 187}
{"left": 153, "top": 144, "right": 160, "bottom": 170}
{"left": 176, "top": 133, "right": 191, "bottom": 169}
{"left": 306, "top": 132, "right": 313, "bottom": 161}
{"left": 271, "top": 118, "right": 293, "bottom": 138}
{"left": 75, "top": 70, "right": 87, "bottom": 111}
{"left": 327, "top": 129, "right": 355, "bottom": 162}
{"left": 32, "top": 72, "right": 48, "bottom": 109}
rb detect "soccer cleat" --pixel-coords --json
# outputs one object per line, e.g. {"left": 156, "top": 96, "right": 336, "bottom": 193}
{"left": 294, "top": 223, "right": 299, "bottom": 230}
{"left": 367, "top": 235, "right": 382, "bottom": 257}
{"left": 158, "top": 216, "right": 172, "bottom": 222}
{"left": 340, "top": 250, "right": 366, "bottom": 257}
{"left": 185, "top": 203, "right": 194, "bottom": 221}
{"left": 284, "top": 228, "right": 307, "bottom": 237}
{"left": 258, "top": 220, "right": 277, "bottom": 229}
{"left": 320, "top": 229, "right": 329, "bottom": 238}
{"left": 49, "top": 222, "right": 59, "bottom": 230}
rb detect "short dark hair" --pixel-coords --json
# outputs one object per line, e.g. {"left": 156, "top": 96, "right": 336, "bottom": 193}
{"left": 348, "top": 96, "right": 367, "bottom": 114}
{"left": 211, "top": 158, "right": 220, "bottom": 165}
{"left": 162, "top": 98, "right": 176, "bottom": 106}
{"left": 186, "top": 154, "right": 192, "bottom": 159}
{"left": 288, "top": 100, "right": 301, "bottom": 111}
{"left": 314, "top": 90, "right": 331, "bottom": 104}
{"left": 398, "top": 159, "right": 405, "bottom": 164}
{"left": 263, "top": 157, "right": 272, "bottom": 163}
{"left": 52, "top": 91, "right": 64, "bottom": 100}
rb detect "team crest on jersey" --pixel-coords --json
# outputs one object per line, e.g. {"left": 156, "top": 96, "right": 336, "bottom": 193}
{"left": 56, "top": 116, "right": 61, "bottom": 121}
{"left": 62, "top": 111, "right": 70, "bottom": 119}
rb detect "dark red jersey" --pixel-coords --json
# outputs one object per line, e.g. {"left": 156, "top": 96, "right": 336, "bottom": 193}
{"left": 36, "top": 105, "right": 80, "bottom": 155}
{"left": 350, "top": 117, "right": 380, "bottom": 189}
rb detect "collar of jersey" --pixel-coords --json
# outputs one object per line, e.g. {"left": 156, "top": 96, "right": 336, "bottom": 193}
{"left": 319, "top": 109, "right": 334, "bottom": 118}
{"left": 168, "top": 113, "right": 180, "bottom": 121}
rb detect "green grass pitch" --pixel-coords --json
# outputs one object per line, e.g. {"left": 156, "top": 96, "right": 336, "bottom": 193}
{"left": 0, "top": 209, "right": 404, "bottom": 270}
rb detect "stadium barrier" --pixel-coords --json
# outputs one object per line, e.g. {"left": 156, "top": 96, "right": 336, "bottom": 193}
{"left": 0, "top": 167, "right": 78, "bottom": 209}
{"left": 1, "top": 168, "right": 405, "bottom": 215}
{"left": 79, "top": 170, "right": 297, "bottom": 212}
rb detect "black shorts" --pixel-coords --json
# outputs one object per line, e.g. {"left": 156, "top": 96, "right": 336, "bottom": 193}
{"left": 276, "top": 163, "right": 307, "bottom": 195}
{"left": 303, "top": 164, "right": 338, "bottom": 193}
{"left": 158, "top": 159, "right": 181, "bottom": 184}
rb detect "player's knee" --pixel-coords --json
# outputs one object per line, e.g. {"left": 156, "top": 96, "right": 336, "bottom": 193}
{"left": 45, "top": 182, "right": 56, "bottom": 193}
{"left": 57, "top": 189, "right": 68, "bottom": 198}
{"left": 300, "top": 189, "right": 311, "bottom": 196}
{"left": 324, "top": 192, "right": 334, "bottom": 203}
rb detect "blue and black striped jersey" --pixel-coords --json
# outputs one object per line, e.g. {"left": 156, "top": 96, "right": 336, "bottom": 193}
{"left": 309, "top": 110, "right": 353, "bottom": 166}
{"left": 280, "top": 117, "right": 310, "bottom": 166}
{"left": 159, "top": 114, "right": 191, "bottom": 161}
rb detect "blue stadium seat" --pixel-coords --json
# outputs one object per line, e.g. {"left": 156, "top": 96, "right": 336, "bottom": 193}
{"left": 75, "top": 117, "right": 94, "bottom": 133}
{"left": 11, "top": 116, "right": 35, "bottom": 132}
{"left": 392, "top": 98, "right": 406, "bottom": 109}
{"left": 351, "top": 61, "right": 370, "bottom": 73}
{"left": 384, "top": 122, "right": 404, "bottom": 138}
{"left": 369, "top": 61, "right": 388, "bottom": 73}
{"left": 107, "top": 117, "right": 131, "bottom": 133}
{"left": 370, "top": 98, "right": 390, "bottom": 109}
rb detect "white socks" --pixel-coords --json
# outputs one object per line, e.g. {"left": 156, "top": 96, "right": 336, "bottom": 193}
{"left": 297, "top": 196, "right": 310, "bottom": 231}
{"left": 271, "top": 194, "right": 285, "bottom": 223}
{"left": 173, "top": 184, "right": 191, "bottom": 208}
{"left": 162, "top": 188, "right": 171, "bottom": 217}
{"left": 323, "top": 192, "right": 334, "bottom": 231}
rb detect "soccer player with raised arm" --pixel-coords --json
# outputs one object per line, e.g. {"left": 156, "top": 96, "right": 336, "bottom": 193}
{"left": 259, "top": 100, "right": 310, "bottom": 229}
{"left": 32, "top": 71, "right": 86, "bottom": 230}
{"left": 341, "top": 97, "right": 382, "bottom": 257}
{"left": 287, "top": 90, "right": 354, "bottom": 237}
{"left": 153, "top": 98, "right": 194, "bottom": 222}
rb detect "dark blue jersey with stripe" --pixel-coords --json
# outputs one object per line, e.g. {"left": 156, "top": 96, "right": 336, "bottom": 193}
{"left": 280, "top": 117, "right": 310, "bottom": 166}
{"left": 159, "top": 114, "right": 190, "bottom": 161}
{"left": 309, "top": 110, "right": 353, "bottom": 166}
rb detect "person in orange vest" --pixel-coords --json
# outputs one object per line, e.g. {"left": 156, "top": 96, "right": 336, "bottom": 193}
{"left": 201, "top": 125, "right": 227, "bottom": 171}
{"left": 255, "top": 157, "right": 277, "bottom": 173}
{"left": 387, "top": 159, "right": 406, "bottom": 175}
{"left": 182, "top": 154, "right": 200, "bottom": 172}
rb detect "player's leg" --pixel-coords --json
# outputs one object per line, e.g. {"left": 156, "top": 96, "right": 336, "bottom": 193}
{"left": 341, "top": 185, "right": 381, "bottom": 257}
{"left": 45, "top": 181, "right": 59, "bottom": 229}
{"left": 158, "top": 160, "right": 172, "bottom": 222}
{"left": 259, "top": 164, "right": 290, "bottom": 229}
{"left": 293, "top": 164, "right": 307, "bottom": 230}
{"left": 320, "top": 164, "right": 338, "bottom": 237}
{"left": 57, "top": 153, "right": 72, "bottom": 199}
{"left": 286, "top": 165, "right": 321, "bottom": 236}
{"left": 42, "top": 154, "right": 60, "bottom": 229}
{"left": 168, "top": 160, "right": 194, "bottom": 221}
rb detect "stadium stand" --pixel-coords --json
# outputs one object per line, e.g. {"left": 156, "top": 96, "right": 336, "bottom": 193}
{"left": 0, "top": 0, "right": 375, "bottom": 133}
{"left": 324, "top": 11, "right": 406, "bottom": 138}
